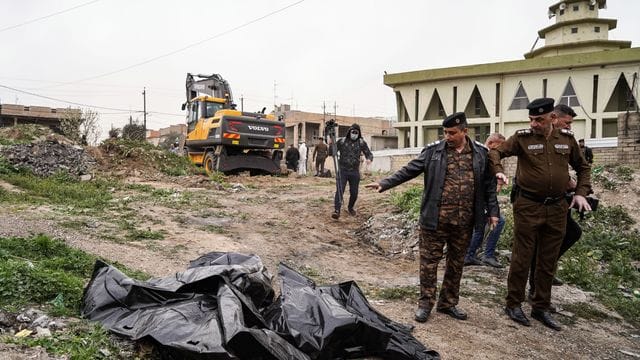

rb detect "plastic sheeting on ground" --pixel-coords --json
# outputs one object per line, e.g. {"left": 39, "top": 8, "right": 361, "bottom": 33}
{"left": 81, "top": 252, "right": 440, "bottom": 360}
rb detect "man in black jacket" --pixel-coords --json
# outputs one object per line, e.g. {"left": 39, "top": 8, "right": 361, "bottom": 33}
{"left": 285, "top": 144, "right": 300, "bottom": 171}
{"left": 330, "top": 123, "right": 373, "bottom": 219}
{"left": 578, "top": 139, "right": 593, "bottom": 164}
{"left": 366, "top": 112, "right": 499, "bottom": 323}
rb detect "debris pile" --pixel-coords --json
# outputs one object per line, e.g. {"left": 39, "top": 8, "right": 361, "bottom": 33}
{"left": 356, "top": 212, "right": 419, "bottom": 258}
{"left": 92, "top": 139, "right": 195, "bottom": 178}
{"left": 0, "top": 307, "right": 68, "bottom": 338}
{"left": 0, "top": 140, "right": 95, "bottom": 178}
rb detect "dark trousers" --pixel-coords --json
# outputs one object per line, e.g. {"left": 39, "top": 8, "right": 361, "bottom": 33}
{"left": 334, "top": 169, "right": 360, "bottom": 212}
{"left": 315, "top": 156, "right": 326, "bottom": 174}
{"left": 529, "top": 211, "right": 582, "bottom": 293}
{"left": 419, "top": 223, "right": 473, "bottom": 310}
{"left": 507, "top": 196, "right": 567, "bottom": 311}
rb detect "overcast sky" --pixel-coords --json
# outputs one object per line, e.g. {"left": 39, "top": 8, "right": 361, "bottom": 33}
{"left": 1, "top": 0, "right": 639, "bottom": 138}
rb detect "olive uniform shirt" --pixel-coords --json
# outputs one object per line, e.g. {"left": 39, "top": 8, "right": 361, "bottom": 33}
{"left": 488, "top": 128, "right": 591, "bottom": 198}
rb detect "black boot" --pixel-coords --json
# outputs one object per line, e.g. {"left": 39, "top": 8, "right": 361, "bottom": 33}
{"left": 505, "top": 306, "right": 531, "bottom": 326}
{"left": 531, "top": 309, "right": 561, "bottom": 331}
{"left": 437, "top": 306, "right": 467, "bottom": 320}
{"left": 414, "top": 307, "right": 431, "bottom": 323}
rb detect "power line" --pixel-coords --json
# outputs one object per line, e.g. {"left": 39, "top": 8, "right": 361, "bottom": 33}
{"left": 0, "top": 0, "right": 102, "bottom": 34}
{"left": 148, "top": 111, "right": 184, "bottom": 117}
{"left": 42, "top": 0, "right": 306, "bottom": 89}
{"left": 0, "top": 76, "right": 180, "bottom": 93}
{"left": 0, "top": 83, "right": 143, "bottom": 113}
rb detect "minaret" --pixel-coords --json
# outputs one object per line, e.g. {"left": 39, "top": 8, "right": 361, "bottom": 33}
{"left": 524, "top": 0, "right": 631, "bottom": 59}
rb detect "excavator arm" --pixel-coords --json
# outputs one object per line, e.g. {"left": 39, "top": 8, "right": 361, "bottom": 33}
{"left": 185, "top": 73, "right": 234, "bottom": 106}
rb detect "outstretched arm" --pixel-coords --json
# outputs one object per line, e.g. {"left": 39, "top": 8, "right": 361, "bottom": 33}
{"left": 367, "top": 147, "right": 429, "bottom": 193}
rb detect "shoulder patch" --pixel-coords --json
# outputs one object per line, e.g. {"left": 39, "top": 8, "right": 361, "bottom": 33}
{"left": 560, "top": 128, "right": 574, "bottom": 137}
{"left": 426, "top": 140, "right": 441, "bottom": 148}
{"left": 516, "top": 129, "right": 532, "bottom": 136}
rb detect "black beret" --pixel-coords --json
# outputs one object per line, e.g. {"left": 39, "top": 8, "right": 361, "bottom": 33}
{"left": 442, "top": 112, "right": 467, "bottom": 128}
{"left": 527, "top": 98, "right": 555, "bottom": 116}
{"left": 553, "top": 104, "right": 577, "bottom": 117}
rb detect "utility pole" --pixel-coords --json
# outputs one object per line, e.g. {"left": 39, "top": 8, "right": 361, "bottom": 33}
{"left": 240, "top": 94, "right": 244, "bottom": 112}
{"left": 142, "top": 87, "right": 147, "bottom": 139}
{"left": 321, "top": 101, "right": 326, "bottom": 140}
{"left": 273, "top": 80, "right": 277, "bottom": 113}
{"left": 322, "top": 101, "right": 326, "bottom": 123}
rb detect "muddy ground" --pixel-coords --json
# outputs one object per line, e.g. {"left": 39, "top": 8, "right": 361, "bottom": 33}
{"left": 1, "top": 170, "right": 639, "bottom": 359}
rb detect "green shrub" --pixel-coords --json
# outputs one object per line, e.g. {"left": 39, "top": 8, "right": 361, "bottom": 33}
{"left": 160, "top": 152, "right": 195, "bottom": 176}
{"left": 390, "top": 185, "right": 422, "bottom": 220}
{"left": 557, "top": 205, "right": 640, "bottom": 325}
{"left": 497, "top": 205, "right": 514, "bottom": 251}
{"left": 371, "top": 286, "right": 418, "bottom": 301}
{"left": 615, "top": 166, "right": 634, "bottom": 182}
{"left": 0, "top": 156, "right": 19, "bottom": 174}
{"left": 0, "top": 235, "right": 149, "bottom": 313}
{"left": 0, "top": 235, "right": 92, "bottom": 310}
{"left": 0, "top": 171, "right": 117, "bottom": 210}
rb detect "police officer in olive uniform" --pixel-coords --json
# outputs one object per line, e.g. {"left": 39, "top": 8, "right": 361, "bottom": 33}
{"left": 367, "top": 112, "right": 499, "bottom": 323}
{"left": 489, "top": 98, "right": 592, "bottom": 331}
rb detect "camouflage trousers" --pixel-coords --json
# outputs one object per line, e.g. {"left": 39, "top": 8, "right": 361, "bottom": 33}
{"left": 418, "top": 223, "right": 473, "bottom": 310}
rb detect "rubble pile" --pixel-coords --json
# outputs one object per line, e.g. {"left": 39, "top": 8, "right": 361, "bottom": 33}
{"left": 0, "top": 140, "right": 95, "bottom": 178}
{"left": 355, "top": 212, "right": 419, "bottom": 258}
{"left": 0, "top": 308, "right": 69, "bottom": 338}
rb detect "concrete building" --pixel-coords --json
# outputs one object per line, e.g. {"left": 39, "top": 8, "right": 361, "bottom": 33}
{"left": 0, "top": 103, "right": 81, "bottom": 132}
{"left": 146, "top": 124, "right": 186, "bottom": 146}
{"left": 275, "top": 104, "right": 397, "bottom": 151}
{"left": 384, "top": 0, "right": 638, "bottom": 154}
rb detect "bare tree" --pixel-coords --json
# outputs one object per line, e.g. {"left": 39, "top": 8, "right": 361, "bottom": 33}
{"left": 59, "top": 107, "right": 102, "bottom": 145}
{"left": 80, "top": 109, "right": 101, "bottom": 145}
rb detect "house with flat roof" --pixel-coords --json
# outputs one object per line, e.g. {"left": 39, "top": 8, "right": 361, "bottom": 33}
{"left": 0, "top": 103, "right": 81, "bottom": 132}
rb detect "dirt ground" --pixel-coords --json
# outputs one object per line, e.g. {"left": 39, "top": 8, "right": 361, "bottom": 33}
{"left": 1, "top": 170, "right": 640, "bottom": 359}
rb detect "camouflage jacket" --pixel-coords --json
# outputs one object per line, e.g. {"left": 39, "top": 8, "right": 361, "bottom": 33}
{"left": 379, "top": 137, "right": 499, "bottom": 231}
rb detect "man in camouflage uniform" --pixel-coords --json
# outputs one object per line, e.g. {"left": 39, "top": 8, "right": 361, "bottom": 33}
{"left": 489, "top": 98, "right": 591, "bottom": 331}
{"left": 366, "top": 112, "right": 499, "bottom": 323}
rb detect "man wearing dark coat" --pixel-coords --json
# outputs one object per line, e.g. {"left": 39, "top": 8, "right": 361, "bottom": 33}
{"left": 367, "top": 112, "right": 499, "bottom": 323}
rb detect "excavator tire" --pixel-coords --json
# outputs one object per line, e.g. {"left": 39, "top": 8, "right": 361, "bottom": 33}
{"left": 203, "top": 151, "right": 219, "bottom": 176}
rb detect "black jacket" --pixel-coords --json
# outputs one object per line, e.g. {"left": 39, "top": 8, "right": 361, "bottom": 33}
{"left": 332, "top": 124, "right": 373, "bottom": 171}
{"left": 379, "top": 137, "right": 499, "bottom": 231}
{"left": 285, "top": 147, "right": 300, "bottom": 165}
{"left": 583, "top": 146, "right": 593, "bottom": 164}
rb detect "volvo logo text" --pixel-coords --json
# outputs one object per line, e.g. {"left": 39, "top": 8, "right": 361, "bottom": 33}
{"left": 248, "top": 125, "right": 270, "bottom": 132}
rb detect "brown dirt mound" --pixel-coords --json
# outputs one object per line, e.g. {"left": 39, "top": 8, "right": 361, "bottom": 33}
{"left": 90, "top": 139, "right": 195, "bottom": 180}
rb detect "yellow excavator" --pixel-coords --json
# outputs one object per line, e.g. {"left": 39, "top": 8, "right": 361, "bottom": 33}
{"left": 182, "top": 73, "right": 285, "bottom": 175}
